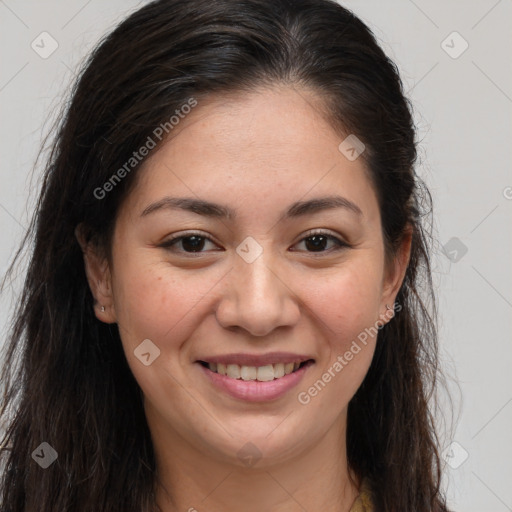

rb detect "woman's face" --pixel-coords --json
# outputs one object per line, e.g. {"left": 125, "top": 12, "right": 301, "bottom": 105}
{"left": 83, "top": 86, "right": 408, "bottom": 467}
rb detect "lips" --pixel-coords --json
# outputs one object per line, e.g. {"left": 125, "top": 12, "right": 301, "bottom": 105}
{"left": 196, "top": 352, "right": 314, "bottom": 383}
{"left": 196, "top": 356, "right": 314, "bottom": 402}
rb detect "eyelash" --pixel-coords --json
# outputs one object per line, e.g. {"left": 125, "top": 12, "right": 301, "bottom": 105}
{"left": 158, "top": 229, "right": 350, "bottom": 256}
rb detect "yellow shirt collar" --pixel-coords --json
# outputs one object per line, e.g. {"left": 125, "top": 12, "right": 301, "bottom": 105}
{"left": 349, "top": 478, "right": 373, "bottom": 512}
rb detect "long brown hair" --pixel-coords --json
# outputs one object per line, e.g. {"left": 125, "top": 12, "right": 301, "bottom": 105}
{"left": 0, "top": 0, "right": 452, "bottom": 510}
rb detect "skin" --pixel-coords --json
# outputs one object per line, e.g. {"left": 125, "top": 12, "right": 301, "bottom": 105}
{"left": 77, "top": 85, "right": 411, "bottom": 512}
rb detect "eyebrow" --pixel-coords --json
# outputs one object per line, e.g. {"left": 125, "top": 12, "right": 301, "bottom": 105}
{"left": 140, "top": 195, "right": 363, "bottom": 220}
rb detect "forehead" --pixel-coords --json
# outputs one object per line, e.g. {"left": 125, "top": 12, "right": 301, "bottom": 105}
{"left": 119, "top": 86, "right": 379, "bottom": 224}
{"left": 168, "top": 86, "right": 342, "bottom": 163}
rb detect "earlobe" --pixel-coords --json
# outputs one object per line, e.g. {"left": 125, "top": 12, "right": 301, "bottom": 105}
{"left": 74, "top": 224, "right": 117, "bottom": 324}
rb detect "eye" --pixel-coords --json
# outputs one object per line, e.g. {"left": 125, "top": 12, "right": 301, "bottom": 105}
{"left": 159, "top": 232, "right": 219, "bottom": 255}
{"left": 158, "top": 229, "right": 350, "bottom": 256}
{"left": 291, "top": 229, "right": 350, "bottom": 254}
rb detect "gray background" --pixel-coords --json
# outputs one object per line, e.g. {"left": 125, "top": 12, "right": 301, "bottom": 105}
{"left": 1, "top": 1, "right": 511, "bottom": 510}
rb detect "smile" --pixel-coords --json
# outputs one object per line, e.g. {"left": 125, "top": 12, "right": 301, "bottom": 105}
{"left": 198, "top": 360, "right": 314, "bottom": 381}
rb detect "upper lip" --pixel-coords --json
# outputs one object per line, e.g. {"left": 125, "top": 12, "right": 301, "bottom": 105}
{"left": 196, "top": 352, "right": 314, "bottom": 367}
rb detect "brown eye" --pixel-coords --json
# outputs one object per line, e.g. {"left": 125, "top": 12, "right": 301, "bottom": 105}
{"left": 292, "top": 231, "right": 349, "bottom": 254}
{"left": 177, "top": 235, "right": 207, "bottom": 252}
{"left": 159, "top": 233, "right": 219, "bottom": 254}
{"left": 304, "top": 234, "right": 331, "bottom": 252}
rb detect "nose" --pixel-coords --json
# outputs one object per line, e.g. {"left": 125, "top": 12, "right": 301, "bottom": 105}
{"left": 215, "top": 251, "right": 301, "bottom": 337}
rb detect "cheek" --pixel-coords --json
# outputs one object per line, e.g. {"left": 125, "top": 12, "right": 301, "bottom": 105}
{"left": 303, "top": 259, "right": 383, "bottom": 338}
{"left": 111, "top": 257, "right": 226, "bottom": 357}
{"left": 110, "top": 264, "right": 207, "bottom": 399}
{"left": 297, "top": 259, "right": 382, "bottom": 398}
{"left": 299, "top": 278, "right": 379, "bottom": 416}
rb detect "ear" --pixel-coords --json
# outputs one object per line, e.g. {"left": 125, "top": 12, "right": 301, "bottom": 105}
{"left": 379, "top": 225, "right": 413, "bottom": 323}
{"left": 75, "top": 224, "right": 117, "bottom": 324}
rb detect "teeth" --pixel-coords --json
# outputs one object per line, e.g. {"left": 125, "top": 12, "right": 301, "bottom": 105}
{"left": 226, "top": 364, "right": 240, "bottom": 379}
{"left": 284, "top": 362, "right": 294, "bottom": 374}
{"left": 256, "top": 365, "right": 274, "bottom": 382}
{"left": 240, "top": 366, "right": 257, "bottom": 381}
{"left": 274, "top": 363, "right": 285, "bottom": 378}
{"left": 205, "top": 361, "right": 308, "bottom": 381}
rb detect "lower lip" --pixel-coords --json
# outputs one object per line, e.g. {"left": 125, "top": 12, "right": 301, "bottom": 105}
{"left": 196, "top": 361, "right": 314, "bottom": 402}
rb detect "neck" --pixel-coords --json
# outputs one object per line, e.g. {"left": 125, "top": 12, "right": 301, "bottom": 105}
{"left": 149, "top": 408, "right": 360, "bottom": 512}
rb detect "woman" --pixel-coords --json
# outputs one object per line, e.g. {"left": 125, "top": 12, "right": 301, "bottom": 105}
{"left": 0, "top": 0, "right": 452, "bottom": 510}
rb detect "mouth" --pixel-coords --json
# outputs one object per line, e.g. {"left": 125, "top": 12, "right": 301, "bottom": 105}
{"left": 197, "top": 359, "right": 315, "bottom": 382}
{"left": 196, "top": 356, "right": 315, "bottom": 402}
